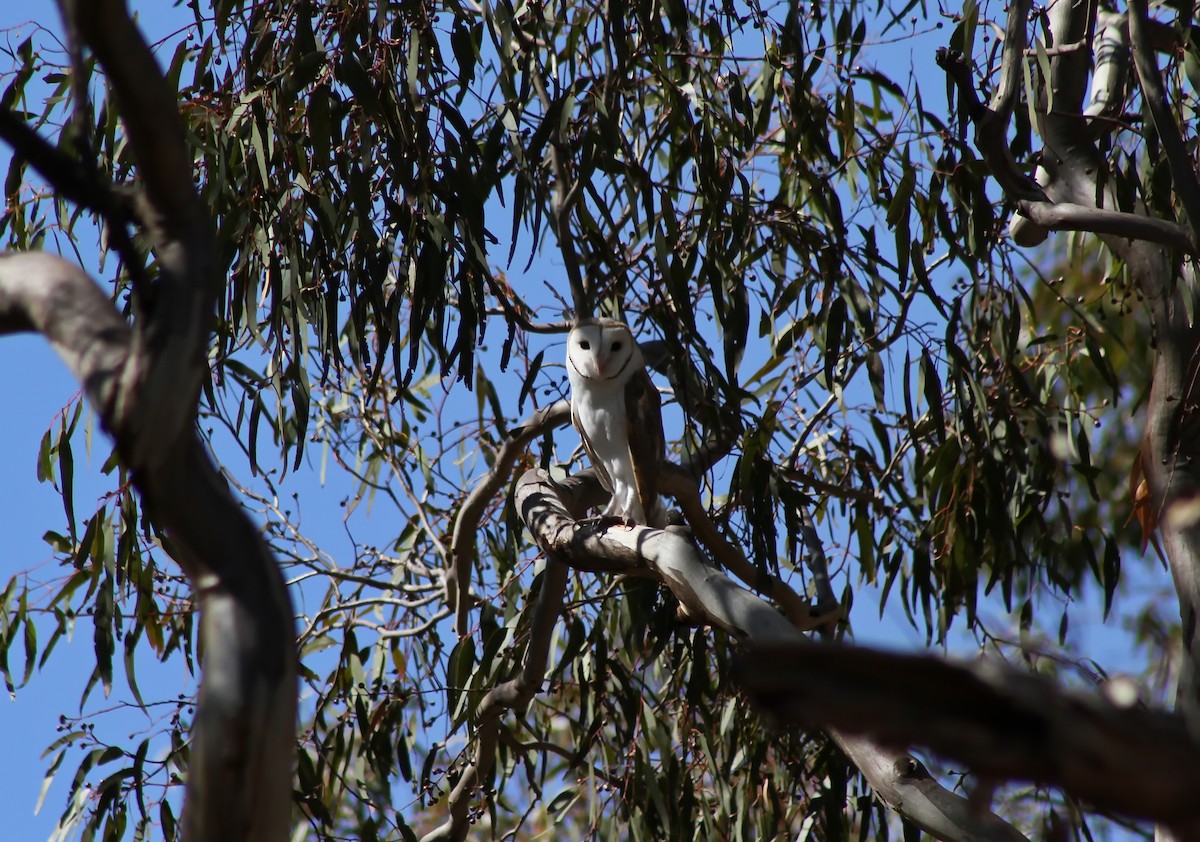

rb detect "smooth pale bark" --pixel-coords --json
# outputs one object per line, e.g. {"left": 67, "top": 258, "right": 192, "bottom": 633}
{"left": 0, "top": 253, "right": 297, "bottom": 841}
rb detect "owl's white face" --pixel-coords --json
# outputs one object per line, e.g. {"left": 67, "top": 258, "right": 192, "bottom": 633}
{"left": 566, "top": 320, "right": 641, "bottom": 383}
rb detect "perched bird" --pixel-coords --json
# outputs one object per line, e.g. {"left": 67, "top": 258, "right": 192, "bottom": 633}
{"left": 566, "top": 318, "right": 666, "bottom": 526}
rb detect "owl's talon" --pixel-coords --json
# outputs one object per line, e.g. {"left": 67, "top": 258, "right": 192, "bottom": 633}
{"left": 575, "top": 514, "right": 628, "bottom": 530}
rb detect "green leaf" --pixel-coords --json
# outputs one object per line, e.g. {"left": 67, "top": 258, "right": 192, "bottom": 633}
{"left": 35, "top": 747, "right": 66, "bottom": 815}
{"left": 886, "top": 167, "right": 915, "bottom": 229}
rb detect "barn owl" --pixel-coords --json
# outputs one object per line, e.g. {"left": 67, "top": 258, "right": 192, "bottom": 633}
{"left": 566, "top": 318, "right": 666, "bottom": 527}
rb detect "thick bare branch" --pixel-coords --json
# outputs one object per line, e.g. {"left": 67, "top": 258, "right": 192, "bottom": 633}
{"left": 1014, "top": 198, "right": 1197, "bottom": 255}
{"left": 63, "top": 0, "right": 217, "bottom": 470}
{"left": 67, "top": 0, "right": 195, "bottom": 222}
{"left": 6, "top": 15, "right": 295, "bottom": 839}
{"left": 516, "top": 467, "right": 798, "bottom": 640}
{"left": 0, "top": 253, "right": 132, "bottom": 406}
{"left": 0, "top": 252, "right": 296, "bottom": 841}
{"left": 940, "top": 1, "right": 1200, "bottom": 257}
{"left": 1083, "top": 9, "right": 1128, "bottom": 124}
{"left": 738, "top": 642, "right": 1200, "bottom": 833}
{"left": 832, "top": 735, "right": 1031, "bottom": 842}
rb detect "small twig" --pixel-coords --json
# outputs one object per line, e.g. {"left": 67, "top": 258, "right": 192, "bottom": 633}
{"left": 480, "top": 306, "right": 574, "bottom": 334}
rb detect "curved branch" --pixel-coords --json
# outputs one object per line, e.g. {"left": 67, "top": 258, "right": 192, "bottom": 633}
{"left": 938, "top": 1, "right": 1200, "bottom": 258}
{"left": 447, "top": 400, "right": 572, "bottom": 635}
{"left": 1013, "top": 198, "right": 1197, "bottom": 255}
{"left": 69, "top": 0, "right": 195, "bottom": 221}
{"left": 936, "top": 0, "right": 1043, "bottom": 203}
{"left": 659, "top": 464, "right": 837, "bottom": 631}
{"left": 68, "top": 0, "right": 218, "bottom": 470}
{"left": 0, "top": 253, "right": 133, "bottom": 404}
{"left": 0, "top": 253, "right": 296, "bottom": 841}
{"left": 516, "top": 467, "right": 798, "bottom": 640}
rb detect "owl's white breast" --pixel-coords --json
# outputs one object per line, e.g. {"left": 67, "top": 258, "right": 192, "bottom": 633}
{"left": 569, "top": 371, "right": 628, "bottom": 462}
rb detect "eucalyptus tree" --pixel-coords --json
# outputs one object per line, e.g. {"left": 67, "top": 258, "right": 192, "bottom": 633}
{"left": 0, "top": 0, "right": 1196, "bottom": 841}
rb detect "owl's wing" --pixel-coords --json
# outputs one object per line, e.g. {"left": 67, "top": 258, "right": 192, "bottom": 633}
{"left": 572, "top": 400, "right": 613, "bottom": 493}
{"left": 625, "top": 367, "right": 664, "bottom": 523}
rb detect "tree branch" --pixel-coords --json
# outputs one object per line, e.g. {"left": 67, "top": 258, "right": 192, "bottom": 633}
{"left": 67, "top": 0, "right": 217, "bottom": 470}
{"left": 0, "top": 106, "right": 144, "bottom": 285}
{"left": 0, "top": 252, "right": 296, "bottom": 841}
{"left": 659, "top": 463, "right": 837, "bottom": 630}
{"left": 5, "top": 4, "right": 296, "bottom": 837}
{"left": 935, "top": 0, "right": 1043, "bottom": 203}
{"left": 938, "top": 2, "right": 1199, "bottom": 257}
{"left": 0, "top": 253, "right": 132, "bottom": 401}
{"left": 516, "top": 467, "right": 799, "bottom": 640}
{"left": 737, "top": 642, "right": 1200, "bottom": 833}
{"left": 516, "top": 468, "right": 1029, "bottom": 842}
{"left": 1013, "top": 198, "right": 1197, "bottom": 255}
{"left": 1128, "top": 0, "right": 1200, "bottom": 247}
{"left": 447, "top": 399, "right": 572, "bottom": 635}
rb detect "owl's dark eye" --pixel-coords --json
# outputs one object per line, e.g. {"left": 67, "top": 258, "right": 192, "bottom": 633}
{"left": 612, "top": 341, "right": 622, "bottom": 352}
{"left": 579, "top": 340, "right": 591, "bottom": 351}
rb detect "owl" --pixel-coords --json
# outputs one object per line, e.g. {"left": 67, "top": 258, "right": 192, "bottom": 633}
{"left": 566, "top": 318, "right": 666, "bottom": 527}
